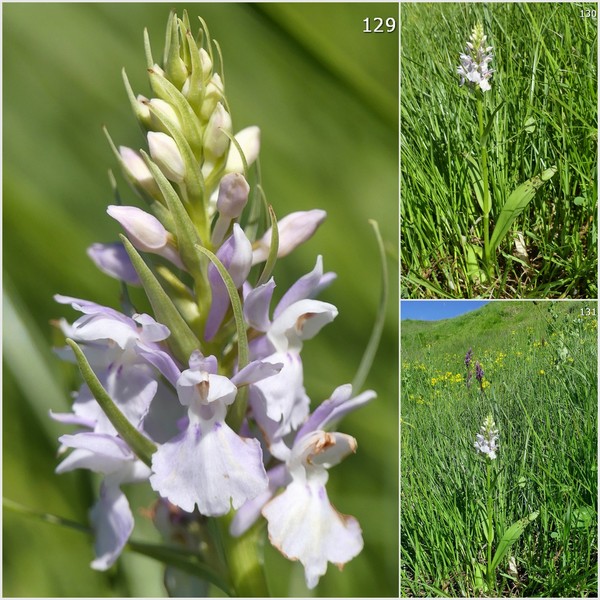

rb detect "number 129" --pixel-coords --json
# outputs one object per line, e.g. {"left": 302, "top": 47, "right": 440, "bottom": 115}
{"left": 363, "top": 17, "right": 396, "bottom": 33}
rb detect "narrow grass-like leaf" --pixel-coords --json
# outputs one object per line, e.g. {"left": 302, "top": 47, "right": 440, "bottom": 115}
{"left": 127, "top": 540, "right": 232, "bottom": 596}
{"left": 481, "top": 101, "right": 505, "bottom": 146}
{"left": 195, "top": 244, "right": 249, "bottom": 431}
{"left": 255, "top": 204, "right": 279, "bottom": 287}
{"left": 3, "top": 497, "right": 91, "bottom": 534}
{"left": 466, "top": 243, "right": 485, "bottom": 283}
{"left": 352, "top": 220, "right": 388, "bottom": 392}
{"left": 490, "top": 511, "right": 539, "bottom": 572}
{"left": 3, "top": 499, "right": 231, "bottom": 596}
{"left": 489, "top": 167, "right": 556, "bottom": 253}
{"left": 66, "top": 339, "right": 157, "bottom": 466}
{"left": 464, "top": 153, "right": 485, "bottom": 213}
{"left": 121, "top": 235, "right": 201, "bottom": 364}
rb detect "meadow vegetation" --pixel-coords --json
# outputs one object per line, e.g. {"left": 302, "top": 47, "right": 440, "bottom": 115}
{"left": 401, "top": 3, "right": 597, "bottom": 298}
{"left": 401, "top": 301, "right": 597, "bottom": 596}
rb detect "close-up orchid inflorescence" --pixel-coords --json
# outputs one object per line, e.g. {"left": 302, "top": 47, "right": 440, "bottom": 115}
{"left": 47, "top": 11, "right": 381, "bottom": 595}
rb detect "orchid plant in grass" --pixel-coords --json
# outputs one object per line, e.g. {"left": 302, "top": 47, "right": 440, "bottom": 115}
{"left": 472, "top": 414, "right": 538, "bottom": 595}
{"left": 46, "top": 11, "right": 385, "bottom": 596}
{"left": 457, "top": 23, "right": 556, "bottom": 284}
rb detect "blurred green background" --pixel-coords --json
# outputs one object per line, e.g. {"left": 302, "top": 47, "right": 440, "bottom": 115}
{"left": 3, "top": 3, "right": 398, "bottom": 597}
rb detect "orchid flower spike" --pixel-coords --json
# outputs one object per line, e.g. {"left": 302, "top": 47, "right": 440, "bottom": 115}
{"left": 457, "top": 22, "right": 494, "bottom": 93}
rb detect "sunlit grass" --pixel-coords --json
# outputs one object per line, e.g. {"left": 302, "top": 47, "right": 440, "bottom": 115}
{"left": 401, "top": 3, "right": 597, "bottom": 298}
{"left": 401, "top": 301, "right": 597, "bottom": 596}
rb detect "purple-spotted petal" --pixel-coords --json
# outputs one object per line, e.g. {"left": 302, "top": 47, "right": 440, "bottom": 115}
{"left": 150, "top": 417, "right": 268, "bottom": 516}
{"left": 229, "top": 464, "right": 288, "bottom": 537}
{"left": 262, "top": 481, "right": 363, "bottom": 590}
{"left": 268, "top": 299, "right": 338, "bottom": 353}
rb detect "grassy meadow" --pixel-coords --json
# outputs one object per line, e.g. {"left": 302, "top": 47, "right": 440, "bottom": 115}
{"left": 401, "top": 301, "right": 597, "bottom": 596}
{"left": 401, "top": 3, "right": 597, "bottom": 298}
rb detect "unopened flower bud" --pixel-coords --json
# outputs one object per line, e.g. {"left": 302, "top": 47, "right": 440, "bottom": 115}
{"left": 147, "top": 98, "right": 181, "bottom": 132}
{"left": 134, "top": 94, "right": 152, "bottom": 128}
{"left": 211, "top": 173, "right": 250, "bottom": 247}
{"left": 148, "top": 131, "right": 185, "bottom": 183}
{"left": 199, "top": 48, "right": 213, "bottom": 80}
{"left": 107, "top": 205, "right": 185, "bottom": 269}
{"left": 252, "top": 209, "right": 327, "bottom": 265}
{"left": 217, "top": 173, "right": 250, "bottom": 219}
{"left": 225, "top": 126, "right": 261, "bottom": 173}
{"left": 119, "top": 146, "right": 156, "bottom": 191}
{"left": 200, "top": 73, "right": 224, "bottom": 120}
{"left": 203, "top": 102, "right": 232, "bottom": 159}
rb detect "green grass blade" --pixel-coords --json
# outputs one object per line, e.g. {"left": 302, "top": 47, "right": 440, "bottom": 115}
{"left": 352, "top": 220, "right": 388, "bottom": 392}
{"left": 66, "top": 339, "right": 157, "bottom": 466}
{"left": 3, "top": 497, "right": 91, "bottom": 534}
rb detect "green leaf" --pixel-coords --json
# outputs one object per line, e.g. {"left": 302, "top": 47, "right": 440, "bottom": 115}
{"left": 490, "top": 511, "right": 539, "bottom": 572}
{"left": 489, "top": 167, "right": 556, "bottom": 252}
{"left": 127, "top": 540, "right": 232, "bottom": 596}
{"left": 472, "top": 561, "right": 484, "bottom": 595}
{"left": 140, "top": 151, "right": 207, "bottom": 276}
{"left": 523, "top": 116, "right": 536, "bottom": 134}
{"left": 255, "top": 203, "right": 279, "bottom": 287}
{"left": 66, "top": 339, "right": 157, "bottom": 466}
{"left": 352, "top": 220, "right": 388, "bottom": 392}
{"left": 162, "top": 10, "right": 188, "bottom": 90}
{"left": 464, "top": 153, "right": 485, "bottom": 213}
{"left": 3, "top": 497, "right": 91, "bottom": 534}
{"left": 571, "top": 506, "right": 594, "bottom": 529}
{"left": 465, "top": 243, "right": 486, "bottom": 284}
{"left": 3, "top": 499, "right": 232, "bottom": 597}
{"left": 481, "top": 101, "right": 505, "bottom": 146}
{"left": 121, "top": 235, "right": 201, "bottom": 364}
{"left": 195, "top": 244, "right": 249, "bottom": 431}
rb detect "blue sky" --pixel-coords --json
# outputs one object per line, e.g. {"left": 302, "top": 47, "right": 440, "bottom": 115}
{"left": 401, "top": 300, "right": 489, "bottom": 321}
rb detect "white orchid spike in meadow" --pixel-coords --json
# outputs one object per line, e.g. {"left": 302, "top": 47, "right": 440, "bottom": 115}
{"left": 457, "top": 23, "right": 494, "bottom": 93}
{"left": 474, "top": 414, "right": 499, "bottom": 459}
{"left": 49, "top": 9, "right": 378, "bottom": 595}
